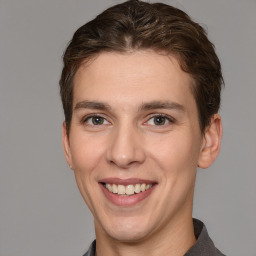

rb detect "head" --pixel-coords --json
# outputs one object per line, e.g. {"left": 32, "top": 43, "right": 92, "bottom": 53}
{"left": 60, "top": 0, "right": 223, "bottom": 247}
{"left": 60, "top": 0, "right": 223, "bottom": 136}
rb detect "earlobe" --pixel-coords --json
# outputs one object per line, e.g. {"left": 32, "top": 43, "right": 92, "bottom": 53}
{"left": 198, "top": 114, "right": 222, "bottom": 169}
{"left": 62, "top": 122, "right": 73, "bottom": 169}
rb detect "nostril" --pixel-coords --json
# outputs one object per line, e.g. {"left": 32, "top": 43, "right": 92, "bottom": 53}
{"left": 109, "top": 159, "right": 141, "bottom": 169}
{"left": 106, "top": 128, "right": 146, "bottom": 167}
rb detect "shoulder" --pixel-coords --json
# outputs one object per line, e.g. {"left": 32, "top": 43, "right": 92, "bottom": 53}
{"left": 82, "top": 240, "right": 96, "bottom": 256}
{"left": 185, "top": 219, "right": 226, "bottom": 256}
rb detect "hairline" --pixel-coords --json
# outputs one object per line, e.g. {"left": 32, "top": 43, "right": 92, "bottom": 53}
{"left": 67, "top": 49, "right": 203, "bottom": 135}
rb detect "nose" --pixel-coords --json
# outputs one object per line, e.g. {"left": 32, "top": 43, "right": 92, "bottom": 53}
{"left": 106, "top": 123, "right": 146, "bottom": 169}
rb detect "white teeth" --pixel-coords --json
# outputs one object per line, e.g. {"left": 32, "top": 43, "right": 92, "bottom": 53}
{"left": 146, "top": 184, "right": 152, "bottom": 190}
{"left": 106, "top": 183, "right": 112, "bottom": 192}
{"left": 141, "top": 184, "right": 146, "bottom": 192}
{"left": 105, "top": 183, "right": 153, "bottom": 196}
{"left": 117, "top": 185, "right": 125, "bottom": 195}
{"left": 112, "top": 184, "right": 118, "bottom": 194}
{"left": 126, "top": 185, "right": 135, "bottom": 195}
{"left": 134, "top": 184, "right": 141, "bottom": 193}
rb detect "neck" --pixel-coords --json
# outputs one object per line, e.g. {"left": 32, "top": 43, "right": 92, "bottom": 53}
{"left": 95, "top": 215, "right": 196, "bottom": 256}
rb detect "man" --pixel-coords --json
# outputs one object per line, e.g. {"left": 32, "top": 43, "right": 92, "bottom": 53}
{"left": 59, "top": 0, "right": 225, "bottom": 255}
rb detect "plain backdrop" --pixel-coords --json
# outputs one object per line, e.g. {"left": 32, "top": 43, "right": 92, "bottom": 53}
{"left": 0, "top": 0, "right": 255, "bottom": 256}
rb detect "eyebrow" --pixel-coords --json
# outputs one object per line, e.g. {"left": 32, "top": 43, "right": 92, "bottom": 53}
{"left": 139, "top": 101, "right": 185, "bottom": 112}
{"left": 74, "top": 100, "right": 185, "bottom": 112}
{"left": 74, "top": 100, "right": 111, "bottom": 111}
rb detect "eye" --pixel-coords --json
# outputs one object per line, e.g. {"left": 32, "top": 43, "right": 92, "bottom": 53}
{"left": 146, "top": 114, "right": 174, "bottom": 126}
{"left": 83, "top": 115, "right": 110, "bottom": 126}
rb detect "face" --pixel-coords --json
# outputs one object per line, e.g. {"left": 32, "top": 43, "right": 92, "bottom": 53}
{"left": 63, "top": 50, "right": 221, "bottom": 243}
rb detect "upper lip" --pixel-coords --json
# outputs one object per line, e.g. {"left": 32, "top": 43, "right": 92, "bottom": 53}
{"left": 99, "top": 178, "right": 157, "bottom": 186}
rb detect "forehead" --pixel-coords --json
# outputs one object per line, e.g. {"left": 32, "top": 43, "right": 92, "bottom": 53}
{"left": 73, "top": 50, "right": 196, "bottom": 111}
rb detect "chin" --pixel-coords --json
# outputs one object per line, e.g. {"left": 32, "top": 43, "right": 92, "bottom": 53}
{"left": 101, "top": 217, "right": 154, "bottom": 243}
{"left": 108, "top": 227, "right": 151, "bottom": 243}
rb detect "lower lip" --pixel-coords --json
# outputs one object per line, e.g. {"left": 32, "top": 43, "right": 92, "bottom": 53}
{"left": 100, "top": 184, "right": 156, "bottom": 207}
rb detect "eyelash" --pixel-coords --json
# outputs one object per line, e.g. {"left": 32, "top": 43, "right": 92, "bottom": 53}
{"left": 80, "top": 113, "right": 175, "bottom": 127}
{"left": 81, "top": 114, "right": 110, "bottom": 126}
{"left": 146, "top": 114, "right": 175, "bottom": 126}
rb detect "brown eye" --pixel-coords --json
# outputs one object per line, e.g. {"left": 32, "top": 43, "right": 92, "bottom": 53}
{"left": 146, "top": 114, "right": 174, "bottom": 127}
{"left": 153, "top": 116, "right": 167, "bottom": 125}
{"left": 91, "top": 116, "right": 104, "bottom": 125}
{"left": 83, "top": 115, "right": 110, "bottom": 126}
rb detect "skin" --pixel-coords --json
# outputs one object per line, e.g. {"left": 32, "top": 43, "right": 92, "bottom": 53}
{"left": 62, "top": 50, "right": 222, "bottom": 256}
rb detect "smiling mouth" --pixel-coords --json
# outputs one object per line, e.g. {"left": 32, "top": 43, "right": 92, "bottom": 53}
{"left": 99, "top": 179, "right": 157, "bottom": 206}
{"left": 103, "top": 183, "right": 153, "bottom": 196}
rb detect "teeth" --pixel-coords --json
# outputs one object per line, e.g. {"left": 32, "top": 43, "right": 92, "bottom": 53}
{"left": 126, "top": 185, "right": 134, "bottom": 195}
{"left": 134, "top": 184, "right": 141, "bottom": 193}
{"left": 112, "top": 184, "right": 118, "bottom": 194}
{"left": 106, "top": 183, "right": 112, "bottom": 192}
{"left": 117, "top": 185, "right": 125, "bottom": 195}
{"left": 104, "top": 183, "right": 153, "bottom": 196}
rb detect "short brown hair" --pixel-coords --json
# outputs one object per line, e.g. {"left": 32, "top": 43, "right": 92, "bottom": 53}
{"left": 59, "top": 0, "right": 224, "bottom": 134}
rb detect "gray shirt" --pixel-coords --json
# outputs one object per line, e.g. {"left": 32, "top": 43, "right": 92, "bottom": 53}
{"left": 83, "top": 219, "right": 225, "bottom": 256}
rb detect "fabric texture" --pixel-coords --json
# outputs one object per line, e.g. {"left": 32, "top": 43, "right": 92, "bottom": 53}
{"left": 184, "top": 219, "right": 225, "bottom": 256}
{"left": 83, "top": 218, "right": 225, "bottom": 256}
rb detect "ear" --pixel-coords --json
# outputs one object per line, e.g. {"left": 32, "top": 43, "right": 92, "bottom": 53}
{"left": 62, "top": 122, "right": 73, "bottom": 169}
{"left": 198, "top": 114, "right": 222, "bottom": 169}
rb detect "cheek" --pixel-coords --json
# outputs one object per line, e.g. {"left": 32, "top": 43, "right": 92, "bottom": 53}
{"left": 147, "top": 131, "right": 201, "bottom": 177}
{"left": 69, "top": 131, "right": 106, "bottom": 171}
{"left": 69, "top": 132, "right": 107, "bottom": 213}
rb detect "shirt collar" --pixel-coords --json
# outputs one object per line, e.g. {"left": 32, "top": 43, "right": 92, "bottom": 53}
{"left": 185, "top": 218, "right": 224, "bottom": 255}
